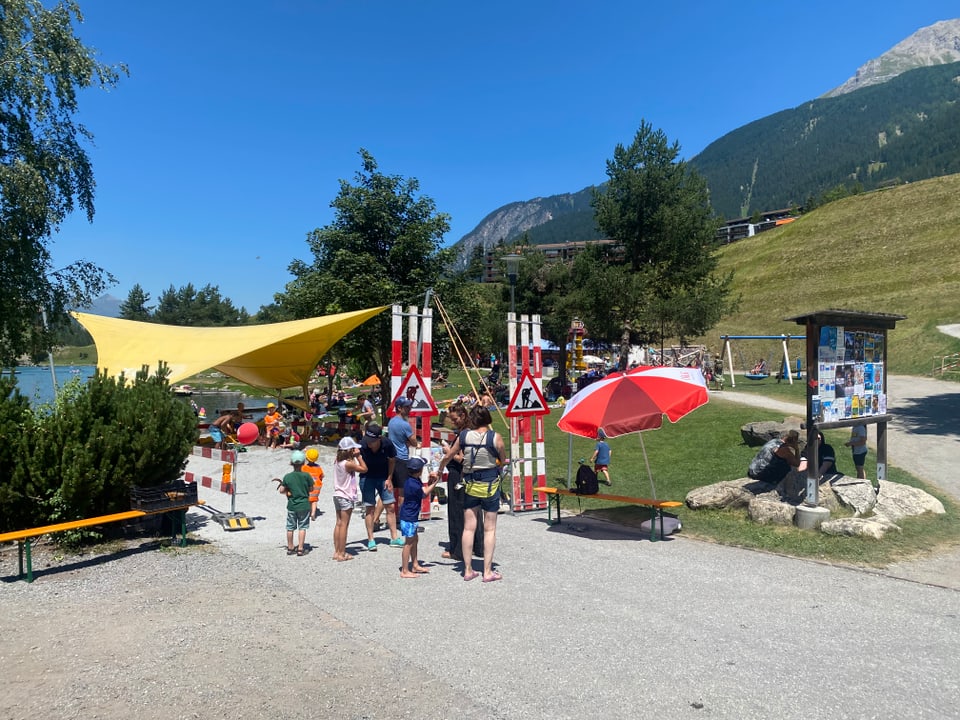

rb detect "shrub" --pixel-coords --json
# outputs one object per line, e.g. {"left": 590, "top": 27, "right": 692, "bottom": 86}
{"left": 0, "top": 364, "right": 196, "bottom": 532}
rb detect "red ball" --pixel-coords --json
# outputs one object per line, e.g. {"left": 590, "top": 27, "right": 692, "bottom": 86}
{"left": 237, "top": 422, "right": 260, "bottom": 445}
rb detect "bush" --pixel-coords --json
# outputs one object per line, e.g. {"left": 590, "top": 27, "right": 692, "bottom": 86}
{"left": 0, "top": 365, "right": 197, "bottom": 532}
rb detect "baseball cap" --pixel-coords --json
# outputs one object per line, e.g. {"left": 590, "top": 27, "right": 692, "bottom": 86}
{"left": 395, "top": 397, "right": 413, "bottom": 409}
{"left": 290, "top": 450, "right": 306, "bottom": 465}
{"left": 407, "top": 457, "right": 426, "bottom": 475}
{"left": 365, "top": 423, "right": 382, "bottom": 438}
{"left": 305, "top": 448, "right": 319, "bottom": 462}
{"left": 338, "top": 436, "right": 361, "bottom": 451}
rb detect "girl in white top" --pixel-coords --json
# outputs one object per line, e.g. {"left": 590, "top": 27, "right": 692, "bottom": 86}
{"left": 332, "top": 436, "right": 367, "bottom": 561}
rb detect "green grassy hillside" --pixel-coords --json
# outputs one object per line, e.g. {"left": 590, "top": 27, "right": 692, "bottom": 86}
{"left": 700, "top": 173, "right": 960, "bottom": 376}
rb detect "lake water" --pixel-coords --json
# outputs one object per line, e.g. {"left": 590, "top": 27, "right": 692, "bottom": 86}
{"left": 7, "top": 366, "right": 274, "bottom": 418}
{"left": 7, "top": 365, "right": 96, "bottom": 406}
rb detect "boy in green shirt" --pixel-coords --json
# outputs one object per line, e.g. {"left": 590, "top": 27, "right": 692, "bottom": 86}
{"left": 278, "top": 450, "right": 313, "bottom": 556}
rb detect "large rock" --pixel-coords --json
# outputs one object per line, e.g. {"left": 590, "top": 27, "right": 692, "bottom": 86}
{"left": 829, "top": 475, "right": 878, "bottom": 516}
{"left": 740, "top": 417, "right": 806, "bottom": 447}
{"left": 685, "top": 478, "right": 764, "bottom": 509}
{"left": 748, "top": 496, "right": 796, "bottom": 525}
{"left": 873, "top": 480, "right": 946, "bottom": 523}
{"left": 820, "top": 517, "right": 900, "bottom": 539}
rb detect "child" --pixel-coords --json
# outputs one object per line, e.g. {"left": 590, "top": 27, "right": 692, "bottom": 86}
{"left": 332, "top": 436, "right": 366, "bottom": 561}
{"left": 277, "top": 450, "right": 313, "bottom": 556}
{"left": 398, "top": 456, "right": 441, "bottom": 578}
{"left": 263, "top": 402, "right": 283, "bottom": 448}
{"left": 303, "top": 447, "right": 325, "bottom": 520}
{"left": 591, "top": 428, "right": 612, "bottom": 486}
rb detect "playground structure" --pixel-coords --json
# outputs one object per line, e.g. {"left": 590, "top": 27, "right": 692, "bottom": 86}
{"left": 719, "top": 334, "right": 804, "bottom": 388}
{"left": 566, "top": 317, "right": 587, "bottom": 371}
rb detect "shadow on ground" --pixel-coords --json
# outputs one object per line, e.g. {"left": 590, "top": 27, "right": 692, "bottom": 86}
{"left": 892, "top": 393, "right": 960, "bottom": 438}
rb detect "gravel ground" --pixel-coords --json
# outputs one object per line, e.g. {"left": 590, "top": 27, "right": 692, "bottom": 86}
{"left": 3, "top": 374, "right": 960, "bottom": 720}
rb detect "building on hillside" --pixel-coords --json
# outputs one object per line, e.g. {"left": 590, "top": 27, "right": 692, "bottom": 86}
{"left": 482, "top": 239, "right": 623, "bottom": 282}
{"left": 716, "top": 208, "right": 798, "bottom": 245}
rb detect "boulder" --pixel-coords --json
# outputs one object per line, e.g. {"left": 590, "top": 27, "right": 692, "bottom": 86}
{"left": 740, "top": 417, "right": 806, "bottom": 447}
{"left": 748, "top": 496, "right": 796, "bottom": 525}
{"left": 873, "top": 480, "right": 946, "bottom": 523}
{"left": 685, "top": 478, "right": 762, "bottom": 509}
{"left": 820, "top": 517, "right": 900, "bottom": 539}
{"left": 829, "top": 475, "right": 878, "bottom": 516}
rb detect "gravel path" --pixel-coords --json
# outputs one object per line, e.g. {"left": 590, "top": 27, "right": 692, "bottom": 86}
{"left": 3, "top": 374, "right": 960, "bottom": 720}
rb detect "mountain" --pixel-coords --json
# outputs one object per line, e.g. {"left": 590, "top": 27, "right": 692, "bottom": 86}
{"left": 823, "top": 19, "right": 960, "bottom": 97}
{"left": 691, "top": 59, "right": 960, "bottom": 218}
{"left": 451, "top": 186, "right": 597, "bottom": 270}
{"left": 451, "top": 18, "right": 960, "bottom": 255}
{"left": 86, "top": 293, "right": 122, "bottom": 317}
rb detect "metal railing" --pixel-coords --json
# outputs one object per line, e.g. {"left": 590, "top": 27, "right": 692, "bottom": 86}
{"left": 932, "top": 353, "right": 960, "bottom": 377}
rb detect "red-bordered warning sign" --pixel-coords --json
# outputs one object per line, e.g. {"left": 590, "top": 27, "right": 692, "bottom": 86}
{"left": 386, "top": 365, "right": 439, "bottom": 417}
{"left": 505, "top": 369, "right": 550, "bottom": 417}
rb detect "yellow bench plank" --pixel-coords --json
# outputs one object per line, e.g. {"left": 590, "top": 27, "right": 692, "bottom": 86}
{"left": 1, "top": 499, "right": 205, "bottom": 583}
{"left": 535, "top": 486, "right": 682, "bottom": 509}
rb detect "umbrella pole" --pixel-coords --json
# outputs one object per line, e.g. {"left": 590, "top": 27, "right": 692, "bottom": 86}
{"left": 566, "top": 435, "right": 573, "bottom": 489}
{"left": 638, "top": 433, "right": 656, "bottom": 499}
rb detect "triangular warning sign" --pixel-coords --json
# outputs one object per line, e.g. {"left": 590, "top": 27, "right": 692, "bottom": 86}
{"left": 387, "top": 365, "right": 439, "bottom": 418}
{"left": 505, "top": 369, "right": 550, "bottom": 417}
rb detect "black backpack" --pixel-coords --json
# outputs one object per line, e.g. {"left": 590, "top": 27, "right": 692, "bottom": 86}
{"left": 575, "top": 463, "right": 599, "bottom": 495}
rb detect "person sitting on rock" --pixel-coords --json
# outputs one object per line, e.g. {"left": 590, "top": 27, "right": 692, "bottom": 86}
{"left": 747, "top": 429, "right": 806, "bottom": 485}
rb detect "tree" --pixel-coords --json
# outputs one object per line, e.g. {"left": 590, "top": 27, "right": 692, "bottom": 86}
{"left": 152, "top": 283, "right": 244, "bottom": 326}
{"left": 0, "top": 0, "right": 126, "bottom": 366}
{"left": 280, "top": 149, "right": 451, "bottom": 406}
{"left": 592, "top": 120, "right": 736, "bottom": 366}
{"left": 119, "top": 284, "right": 153, "bottom": 320}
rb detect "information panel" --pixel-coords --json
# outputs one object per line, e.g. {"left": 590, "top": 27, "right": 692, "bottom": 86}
{"left": 814, "top": 326, "right": 886, "bottom": 422}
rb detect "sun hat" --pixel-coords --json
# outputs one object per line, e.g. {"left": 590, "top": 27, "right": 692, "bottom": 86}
{"left": 407, "top": 457, "right": 426, "bottom": 475}
{"left": 305, "top": 448, "right": 319, "bottom": 462}
{"left": 267, "top": 402, "right": 276, "bottom": 409}
{"left": 290, "top": 450, "right": 306, "bottom": 465}
{"left": 338, "top": 436, "right": 361, "bottom": 451}
{"left": 365, "top": 423, "right": 382, "bottom": 438}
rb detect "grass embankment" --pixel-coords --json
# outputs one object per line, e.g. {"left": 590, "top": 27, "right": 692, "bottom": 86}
{"left": 699, "top": 174, "right": 960, "bottom": 377}
{"left": 437, "top": 368, "right": 960, "bottom": 568}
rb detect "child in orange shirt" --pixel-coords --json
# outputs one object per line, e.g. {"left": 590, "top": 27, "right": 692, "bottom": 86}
{"left": 303, "top": 447, "right": 325, "bottom": 520}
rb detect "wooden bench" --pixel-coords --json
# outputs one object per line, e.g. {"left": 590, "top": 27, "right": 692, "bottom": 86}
{"left": 536, "top": 486, "right": 682, "bottom": 542}
{"left": 0, "top": 501, "right": 203, "bottom": 583}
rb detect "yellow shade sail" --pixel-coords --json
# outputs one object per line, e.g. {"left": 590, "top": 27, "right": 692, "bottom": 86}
{"left": 72, "top": 307, "right": 388, "bottom": 391}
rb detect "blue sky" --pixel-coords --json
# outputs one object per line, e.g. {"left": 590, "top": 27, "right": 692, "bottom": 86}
{"left": 52, "top": 1, "right": 958, "bottom": 312}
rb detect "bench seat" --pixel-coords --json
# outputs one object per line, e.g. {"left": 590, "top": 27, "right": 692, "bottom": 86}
{"left": 0, "top": 500, "right": 204, "bottom": 583}
{"left": 536, "top": 486, "right": 681, "bottom": 542}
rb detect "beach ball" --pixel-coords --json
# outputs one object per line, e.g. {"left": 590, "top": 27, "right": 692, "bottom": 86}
{"left": 237, "top": 422, "right": 260, "bottom": 445}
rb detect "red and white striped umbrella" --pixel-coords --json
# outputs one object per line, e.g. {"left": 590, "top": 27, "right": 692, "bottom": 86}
{"left": 557, "top": 366, "right": 709, "bottom": 496}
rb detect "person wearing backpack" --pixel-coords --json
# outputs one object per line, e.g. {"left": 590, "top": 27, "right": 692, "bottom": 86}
{"left": 439, "top": 405, "right": 506, "bottom": 582}
{"left": 747, "top": 429, "right": 807, "bottom": 485}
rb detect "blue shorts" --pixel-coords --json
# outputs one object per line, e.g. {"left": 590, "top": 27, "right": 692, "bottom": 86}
{"left": 209, "top": 427, "right": 224, "bottom": 442}
{"left": 286, "top": 509, "right": 310, "bottom": 531}
{"left": 464, "top": 489, "right": 501, "bottom": 513}
{"left": 360, "top": 477, "right": 396, "bottom": 507}
{"left": 399, "top": 519, "right": 419, "bottom": 538}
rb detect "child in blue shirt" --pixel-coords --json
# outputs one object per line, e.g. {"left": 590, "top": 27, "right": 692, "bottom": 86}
{"left": 398, "top": 457, "right": 441, "bottom": 578}
{"left": 591, "top": 428, "right": 612, "bottom": 486}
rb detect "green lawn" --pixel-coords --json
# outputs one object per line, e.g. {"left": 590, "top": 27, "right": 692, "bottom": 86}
{"left": 436, "top": 368, "right": 960, "bottom": 568}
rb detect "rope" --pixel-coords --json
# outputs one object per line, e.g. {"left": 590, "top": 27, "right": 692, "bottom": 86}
{"left": 432, "top": 295, "right": 509, "bottom": 428}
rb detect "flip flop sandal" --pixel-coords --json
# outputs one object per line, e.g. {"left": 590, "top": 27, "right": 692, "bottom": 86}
{"left": 287, "top": 548, "right": 296, "bottom": 556}
{"left": 296, "top": 548, "right": 304, "bottom": 556}
{"left": 482, "top": 572, "right": 503, "bottom": 583}
{"left": 463, "top": 571, "right": 479, "bottom": 582}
